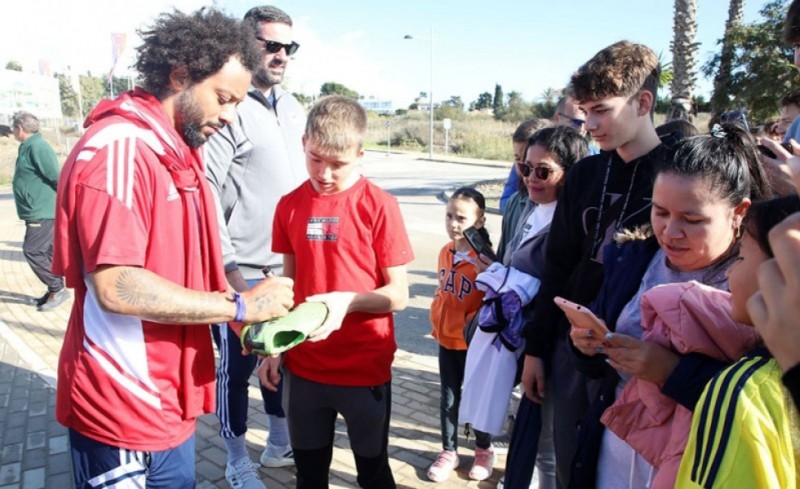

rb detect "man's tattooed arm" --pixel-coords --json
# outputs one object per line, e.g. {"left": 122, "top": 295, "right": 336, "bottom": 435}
{"left": 89, "top": 265, "right": 294, "bottom": 325}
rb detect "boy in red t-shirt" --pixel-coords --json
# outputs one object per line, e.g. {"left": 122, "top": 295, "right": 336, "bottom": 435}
{"left": 260, "top": 95, "right": 414, "bottom": 488}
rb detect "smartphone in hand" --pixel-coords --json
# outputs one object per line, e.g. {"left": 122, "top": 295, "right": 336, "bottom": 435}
{"left": 554, "top": 296, "right": 609, "bottom": 335}
{"left": 463, "top": 226, "right": 499, "bottom": 263}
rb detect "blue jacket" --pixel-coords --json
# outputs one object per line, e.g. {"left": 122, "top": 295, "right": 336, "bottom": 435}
{"left": 568, "top": 238, "right": 730, "bottom": 488}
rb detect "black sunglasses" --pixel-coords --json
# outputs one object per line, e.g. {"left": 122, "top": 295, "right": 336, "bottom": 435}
{"left": 255, "top": 36, "right": 300, "bottom": 56}
{"left": 558, "top": 112, "right": 585, "bottom": 128}
{"left": 518, "top": 163, "right": 557, "bottom": 180}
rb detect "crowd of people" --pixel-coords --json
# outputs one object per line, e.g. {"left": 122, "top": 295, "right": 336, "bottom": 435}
{"left": 8, "top": 2, "right": 800, "bottom": 489}
{"left": 425, "top": 3, "right": 800, "bottom": 488}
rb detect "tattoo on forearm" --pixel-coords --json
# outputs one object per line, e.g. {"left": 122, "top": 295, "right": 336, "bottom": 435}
{"left": 114, "top": 268, "right": 214, "bottom": 323}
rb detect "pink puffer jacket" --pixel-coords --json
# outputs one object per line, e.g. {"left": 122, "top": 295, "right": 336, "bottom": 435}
{"left": 600, "top": 281, "right": 761, "bottom": 489}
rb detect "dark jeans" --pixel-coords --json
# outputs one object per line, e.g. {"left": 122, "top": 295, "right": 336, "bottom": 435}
{"left": 23, "top": 220, "right": 63, "bottom": 292}
{"left": 551, "top": 336, "right": 601, "bottom": 488}
{"left": 284, "top": 371, "right": 395, "bottom": 489}
{"left": 438, "top": 345, "right": 491, "bottom": 451}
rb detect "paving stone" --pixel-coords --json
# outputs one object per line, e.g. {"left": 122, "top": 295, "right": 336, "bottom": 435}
{"left": 22, "top": 448, "right": 46, "bottom": 470}
{"left": 28, "top": 402, "right": 47, "bottom": 417}
{"left": 4, "top": 427, "right": 24, "bottom": 445}
{"left": 45, "top": 471, "right": 72, "bottom": 488}
{"left": 195, "top": 460, "right": 223, "bottom": 483}
{"left": 0, "top": 463, "right": 20, "bottom": 485}
{"left": 46, "top": 419, "right": 65, "bottom": 437}
{"left": 0, "top": 444, "right": 21, "bottom": 465}
{"left": 26, "top": 416, "right": 47, "bottom": 433}
{"left": 46, "top": 452, "right": 70, "bottom": 474}
{"left": 26, "top": 431, "right": 46, "bottom": 450}
{"left": 22, "top": 467, "right": 44, "bottom": 489}
{"left": 48, "top": 435, "right": 68, "bottom": 455}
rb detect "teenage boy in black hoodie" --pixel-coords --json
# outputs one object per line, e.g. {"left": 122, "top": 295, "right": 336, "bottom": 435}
{"left": 520, "top": 40, "right": 671, "bottom": 487}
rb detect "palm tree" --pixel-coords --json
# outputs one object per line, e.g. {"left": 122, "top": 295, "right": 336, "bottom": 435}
{"left": 711, "top": 0, "right": 746, "bottom": 113}
{"left": 668, "top": 0, "right": 699, "bottom": 121}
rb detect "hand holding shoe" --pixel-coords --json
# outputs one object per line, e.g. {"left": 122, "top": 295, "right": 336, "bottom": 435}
{"left": 305, "top": 291, "right": 356, "bottom": 342}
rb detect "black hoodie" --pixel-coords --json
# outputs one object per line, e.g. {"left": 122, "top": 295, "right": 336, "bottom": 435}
{"left": 523, "top": 134, "right": 679, "bottom": 357}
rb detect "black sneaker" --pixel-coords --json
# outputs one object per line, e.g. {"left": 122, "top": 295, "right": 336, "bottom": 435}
{"left": 27, "top": 291, "right": 49, "bottom": 307}
{"left": 37, "top": 289, "right": 71, "bottom": 312}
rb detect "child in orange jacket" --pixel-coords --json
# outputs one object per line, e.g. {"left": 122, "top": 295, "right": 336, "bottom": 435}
{"left": 428, "top": 187, "right": 494, "bottom": 482}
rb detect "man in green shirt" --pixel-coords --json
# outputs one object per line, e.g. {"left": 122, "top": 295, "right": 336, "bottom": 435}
{"left": 12, "top": 111, "right": 68, "bottom": 311}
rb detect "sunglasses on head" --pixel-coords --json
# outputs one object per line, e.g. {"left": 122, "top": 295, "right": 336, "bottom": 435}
{"left": 518, "top": 163, "right": 557, "bottom": 180}
{"left": 558, "top": 112, "right": 585, "bottom": 128}
{"left": 255, "top": 36, "right": 300, "bottom": 56}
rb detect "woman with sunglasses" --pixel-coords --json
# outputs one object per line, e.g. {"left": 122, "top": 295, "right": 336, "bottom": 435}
{"left": 459, "top": 126, "right": 588, "bottom": 487}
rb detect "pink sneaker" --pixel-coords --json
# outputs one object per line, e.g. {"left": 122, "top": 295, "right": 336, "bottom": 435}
{"left": 469, "top": 446, "right": 496, "bottom": 481}
{"left": 427, "top": 450, "right": 459, "bottom": 482}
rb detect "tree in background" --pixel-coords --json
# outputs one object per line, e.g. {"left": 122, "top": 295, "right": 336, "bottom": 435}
{"left": 469, "top": 91, "right": 493, "bottom": 111}
{"left": 711, "top": 0, "right": 746, "bottom": 113}
{"left": 503, "top": 91, "right": 534, "bottom": 122}
{"left": 692, "top": 94, "right": 712, "bottom": 113}
{"left": 493, "top": 83, "right": 505, "bottom": 120}
{"left": 536, "top": 87, "right": 560, "bottom": 118}
{"left": 703, "top": 0, "right": 800, "bottom": 122}
{"left": 320, "top": 82, "right": 359, "bottom": 100}
{"left": 5, "top": 60, "right": 22, "bottom": 71}
{"left": 80, "top": 74, "right": 105, "bottom": 117}
{"left": 293, "top": 92, "right": 314, "bottom": 108}
{"left": 56, "top": 74, "right": 80, "bottom": 118}
{"left": 668, "top": 0, "right": 699, "bottom": 121}
{"left": 436, "top": 95, "right": 465, "bottom": 120}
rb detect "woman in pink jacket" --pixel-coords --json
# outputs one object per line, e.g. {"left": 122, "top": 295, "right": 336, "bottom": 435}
{"left": 568, "top": 123, "right": 770, "bottom": 488}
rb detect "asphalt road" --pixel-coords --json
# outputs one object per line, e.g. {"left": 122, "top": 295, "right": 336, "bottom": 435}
{"left": 359, "top": 150, "right": 508, "bottom": 357}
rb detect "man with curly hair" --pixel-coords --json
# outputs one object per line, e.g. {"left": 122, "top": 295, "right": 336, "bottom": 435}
{"left": 205, "top": 6, "right": 306, "bottom": 487}
{"left": 51, "top": 8, "right": 295, "bottom": 488}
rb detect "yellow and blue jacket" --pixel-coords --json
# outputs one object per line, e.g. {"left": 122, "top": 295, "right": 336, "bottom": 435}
{"left": 677, "top": 348, "right": 800, "bottom": 488}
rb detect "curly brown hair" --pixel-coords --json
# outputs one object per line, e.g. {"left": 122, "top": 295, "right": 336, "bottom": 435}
{"left": 134, "top": 8, "right": 261, "bottom": 99}
{"left": 568, "top": 41, "right": 660, "bottom": 105}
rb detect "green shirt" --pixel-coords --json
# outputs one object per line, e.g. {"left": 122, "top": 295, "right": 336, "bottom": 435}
{"left": 12, "top": 132, "right": 60, "bottom": 220}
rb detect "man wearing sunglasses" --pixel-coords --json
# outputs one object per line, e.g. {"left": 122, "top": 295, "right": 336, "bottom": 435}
{"left": 553, "top": 96, "right": 587, "bottom": 136}
{"left": 205, "top": 5, "right": 306, "bottom": 489}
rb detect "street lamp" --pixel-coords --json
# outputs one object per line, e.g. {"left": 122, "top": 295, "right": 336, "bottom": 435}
{"left": 404, "top": 26, "right": 435, "bottom": 160}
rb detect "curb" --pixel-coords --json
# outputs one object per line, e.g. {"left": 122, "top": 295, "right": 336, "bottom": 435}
{"left": 364, "top": 149, "right": 509, "bottom": 170}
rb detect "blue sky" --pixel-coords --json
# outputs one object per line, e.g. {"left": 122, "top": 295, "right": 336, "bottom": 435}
{"left": 1, "top": 1, "right": 775, "bottom": 107}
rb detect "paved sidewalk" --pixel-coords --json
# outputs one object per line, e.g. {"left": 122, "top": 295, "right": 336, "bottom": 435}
{"left": 0, "top": 185, "right": 508, "bottom": 488}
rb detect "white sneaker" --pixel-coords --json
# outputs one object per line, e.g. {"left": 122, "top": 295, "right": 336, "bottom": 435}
{"left": 427, "top": 450, "right": 460, "bottom": 482}
{"left": 260, "top": 442, "right": 294, "bottom": 468}
{"left": 469, "top": 446, "right": 496, "bottom": 481}
{"left": 225, "top": 457, "right": 266, "bottom": 489}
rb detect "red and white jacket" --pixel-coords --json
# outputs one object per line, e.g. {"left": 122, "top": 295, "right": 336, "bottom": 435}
{"left": 52, "top": 89, "right": 227, "bottom": 451}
